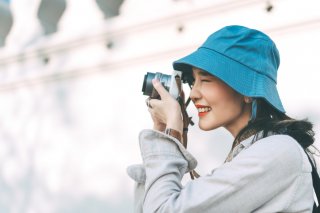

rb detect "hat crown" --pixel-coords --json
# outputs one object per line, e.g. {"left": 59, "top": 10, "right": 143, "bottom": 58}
{"left": 172, "top": 25, "right": 285, "bottom": 113}
{"left": 201, "top": 25, "right": 280, "bottom": 83}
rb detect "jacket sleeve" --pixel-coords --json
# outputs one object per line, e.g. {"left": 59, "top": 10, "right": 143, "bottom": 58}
{"left": 139, "top": 129, "right": 307, "bottom": 213}
{"left": 127, "top": 164, "right": 146, "bottom": 213}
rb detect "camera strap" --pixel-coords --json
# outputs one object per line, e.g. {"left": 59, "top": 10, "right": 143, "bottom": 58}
{"left": 175, "top": 74, "right": 200, "bottom": 180}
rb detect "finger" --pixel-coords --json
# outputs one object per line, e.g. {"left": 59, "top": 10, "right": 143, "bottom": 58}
{"left": 152, "top": 79, "right": 170, "bottom": 99}
{"left": 146, "top": 97, "right": 159, "bottom": 109}
{"left": 145, "top": 97, "right": 152, "bottom": 108}
{"left": 148, "top": 98, "right": 162, "bottom": 109}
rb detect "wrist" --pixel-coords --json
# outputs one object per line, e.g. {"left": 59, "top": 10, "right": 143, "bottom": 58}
{"left": 166, "top": 115, "right": 183, "bottom": 135}
{"left": 153, "top": 124, "right": 166, "bottom": 132}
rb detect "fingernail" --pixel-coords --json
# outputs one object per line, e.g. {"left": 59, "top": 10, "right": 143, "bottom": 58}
{"left": 152, "top": 79, "right": 159, "bottom": 84}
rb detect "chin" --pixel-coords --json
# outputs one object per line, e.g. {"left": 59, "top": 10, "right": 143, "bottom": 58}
{"left": 199, "top": 122, "right": 219, "bottom": 131}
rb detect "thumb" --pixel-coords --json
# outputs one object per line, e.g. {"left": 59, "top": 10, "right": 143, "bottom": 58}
{"left": 152, "top": 79, "right": 170, "bottom": 99}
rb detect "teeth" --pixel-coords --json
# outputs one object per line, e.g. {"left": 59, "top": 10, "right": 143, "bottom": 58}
{"left": 198, "top": 107, "right": 211, "bottom": 112}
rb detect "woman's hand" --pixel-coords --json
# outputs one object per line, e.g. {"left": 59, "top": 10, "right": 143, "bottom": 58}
{"left": 147, "top": 79, "right": 183, "bottom": 134}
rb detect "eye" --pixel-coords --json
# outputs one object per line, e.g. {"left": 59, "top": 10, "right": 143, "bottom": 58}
{"left": 201, "top": 79, "right": 211, "bottom": 82}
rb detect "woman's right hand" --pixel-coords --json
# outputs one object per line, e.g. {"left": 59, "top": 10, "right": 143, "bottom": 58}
{"left": 146, "top": 97, "right": 166, "bottom": 131}
{"left": 146, "top": 79, "right": 183, "bottom": 134}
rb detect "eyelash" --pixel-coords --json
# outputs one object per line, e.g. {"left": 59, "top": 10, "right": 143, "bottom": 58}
{"left": 201, "top": 79, "right": 211, "bottom": 82}
{"left": 192, "top": 78, "right": 211, "bottom": 85}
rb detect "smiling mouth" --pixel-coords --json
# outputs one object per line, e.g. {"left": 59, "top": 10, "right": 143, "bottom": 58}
{"left": 195, "top": 105, "right": 212, "bottom": 117}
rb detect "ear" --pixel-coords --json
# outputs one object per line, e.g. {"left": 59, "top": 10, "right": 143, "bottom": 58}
{"left": 244, "top": 96, "right": 253, "bottom": 104}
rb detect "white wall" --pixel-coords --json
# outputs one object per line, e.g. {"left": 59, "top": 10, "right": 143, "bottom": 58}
{"left": 0, "top": 0, "right": 320, "bottom": 212}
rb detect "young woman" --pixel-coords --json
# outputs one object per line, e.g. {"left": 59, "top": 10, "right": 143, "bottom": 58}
{"left": 127, "top": 25, "right": 319, "bottom": 212}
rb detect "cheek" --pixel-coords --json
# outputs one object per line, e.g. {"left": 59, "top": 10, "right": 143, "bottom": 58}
{"left": 215, "top": 92, "right": 244, "bottom": 116}
{"left": 200, "top": 88, "right": 244, "bottom": 128}
{"left": 204, "top": 87, "right": 233, "bottom": 107}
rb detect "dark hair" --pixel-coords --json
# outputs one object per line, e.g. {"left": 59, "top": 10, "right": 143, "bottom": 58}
{"left": 233, "top": 99, "right": 317, "bottom": 154}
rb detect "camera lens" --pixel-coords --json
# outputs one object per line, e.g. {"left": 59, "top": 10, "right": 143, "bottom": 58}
{"left": 142, "top": 72, "right": 172, "bottom": 98}
{"left": 142, "top": 72, "right": 155, "bottom": 96}
{"left": 156, "top": 73, "right": 171, "bottom": 91}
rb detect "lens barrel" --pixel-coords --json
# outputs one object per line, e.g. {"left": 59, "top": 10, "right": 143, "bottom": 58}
{"left": 142, "top": 72, "right": 171, "bottom": 98}
{"left": 142, "top": 72, "right": 155, "bottom": 96}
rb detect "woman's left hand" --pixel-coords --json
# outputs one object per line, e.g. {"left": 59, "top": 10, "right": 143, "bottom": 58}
{"left": 147, "top": 79, "right": 183, "bottom": 134}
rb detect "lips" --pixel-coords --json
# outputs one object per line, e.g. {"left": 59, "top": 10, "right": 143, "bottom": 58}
{"left": 195, "top": 104, "right": 212, "bottom": 117}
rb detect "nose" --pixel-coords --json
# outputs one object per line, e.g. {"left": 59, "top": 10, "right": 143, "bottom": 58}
{"left": 190, "top": 83, "right": 201, "bottom": 103}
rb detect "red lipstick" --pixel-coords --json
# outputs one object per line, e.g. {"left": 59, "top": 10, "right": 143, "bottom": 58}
{"left": 195, "top": 104, "right": 211, "bottom": 117}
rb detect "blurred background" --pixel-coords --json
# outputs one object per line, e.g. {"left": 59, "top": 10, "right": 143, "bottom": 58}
{"left": 0, "top": 0, "right": 320, "bottom": 212}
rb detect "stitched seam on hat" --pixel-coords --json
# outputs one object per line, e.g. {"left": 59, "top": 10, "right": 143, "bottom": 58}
{"left": 242, "top": 34, "right": 271, "bottom": 43}
{"left": 252, "top": 68, "right": 257, "bottom": 95}
{"left": 199, "top": 47, "right": 277, "bottom": 84}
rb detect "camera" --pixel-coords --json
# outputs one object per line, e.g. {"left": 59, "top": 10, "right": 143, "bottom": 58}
{"left": 142, "top": 71, "right": 185, "bottom": 99}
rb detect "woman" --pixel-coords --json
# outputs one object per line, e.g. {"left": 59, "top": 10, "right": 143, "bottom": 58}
{"left": 127, "top": 25, "right": 319, "bottom": 212}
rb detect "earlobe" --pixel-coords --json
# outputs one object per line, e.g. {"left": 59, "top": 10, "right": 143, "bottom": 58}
{"left": 244, "top": 96, "right": 253, "bottom": 104}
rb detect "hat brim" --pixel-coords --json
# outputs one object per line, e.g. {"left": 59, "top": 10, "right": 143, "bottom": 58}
{"left": 173, "top": 47, "right": 285, "bottom": 113}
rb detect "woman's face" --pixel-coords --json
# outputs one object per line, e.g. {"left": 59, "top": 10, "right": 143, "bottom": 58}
{"left": 190, "top": 67, "right": 251, "bottom": 137}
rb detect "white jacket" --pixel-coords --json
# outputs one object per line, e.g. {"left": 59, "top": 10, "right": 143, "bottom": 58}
{"left": 127, "top": 129, "right": 314, "bottom": 212}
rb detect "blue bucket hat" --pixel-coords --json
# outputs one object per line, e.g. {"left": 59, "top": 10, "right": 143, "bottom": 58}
{"left": 173, "top": 25, "right": 285, "bottom": 115}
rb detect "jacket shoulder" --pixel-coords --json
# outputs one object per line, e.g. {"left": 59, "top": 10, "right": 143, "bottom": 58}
{"left": 239, "top": 134, "right": 311, "bottom": 173}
